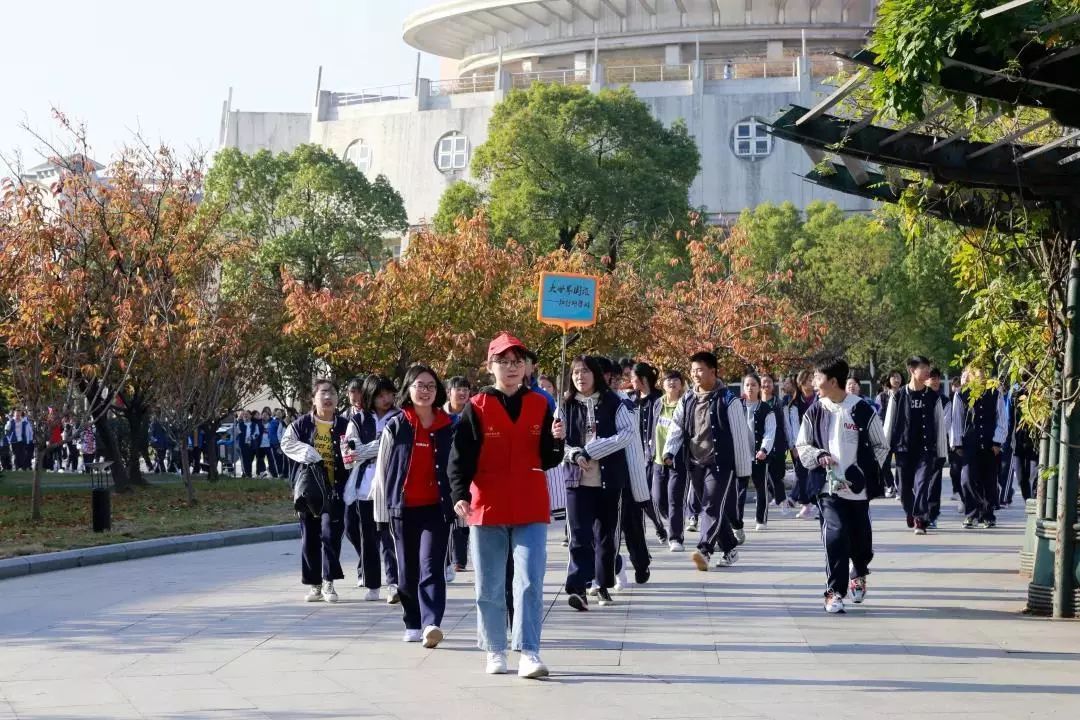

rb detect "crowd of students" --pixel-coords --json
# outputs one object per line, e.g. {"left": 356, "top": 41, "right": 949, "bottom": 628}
{"left": 272, "top": 330, "right": 1035, "bottom": 678}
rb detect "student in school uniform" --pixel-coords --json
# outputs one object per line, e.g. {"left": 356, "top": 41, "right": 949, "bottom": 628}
{"left": 875, "top": 371, "right": 904, "bottom": 499}
{"left": 1011, "top": 386, "right": 1037, "bottom": 502}
{"left": 662, "top": 351, "right": 753, "bottom": 572}
{"left": 883, "top": 356, "right": 948, "bottom": 535}
{"left": 785, "top": 371, "right": 817, "bottom": 519}
{"left": 653, "top": 370, "right": 687, "bottom": 551}
{"left": 740, "top": 374, "right": 776, "bottom": 532}
{"left": 796, "top": 356, "right": 889, "bottom": 614}
{"left": 343, "top": 375, "right": 402, "bottom": 603}
{"left": 280, "top": 379, "right": 350, "bottom": 603}
{"left": 926, "top": 367, "right": 952, "bottom": 528}
{"left": 628, "top": 362, "right": 668, "bottom": 545}
{"left": 952, "top": 366, "right": 1009, "bottom": 529}
{"left": 760, "top": 373, "right": 791, "bottom": 515}
{"left": 371, "top": 365, "right": 457, "bottom": 648}
{"left": 443, "top": 376, "right": 473, "bottom": 577}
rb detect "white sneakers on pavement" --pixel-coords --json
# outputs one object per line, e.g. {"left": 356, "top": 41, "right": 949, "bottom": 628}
{"left": 824, "top": 591, "right": 845, "bottom": 614}
{"left": 422, "top": 625, "right": 444, "bottom": 648}
{"left": 668, "top": 540, "right": 685, "bottom": 552}
{"left": 486, "top": 651, "right": 508, "bottom": 674}
{"left": 362, "top": 588, "right": 380, "bottom": 602}
{"left": 304, "top": 585, "right": 323, "bottom": 602}
{"left": 402, "top": 629, "right": 422, "bottom": 643}
{"left": 322, "top": 581, "right": 338, "bottom": 603}
{"left": 518, "top": 652, "right": 549, "bottom": 679}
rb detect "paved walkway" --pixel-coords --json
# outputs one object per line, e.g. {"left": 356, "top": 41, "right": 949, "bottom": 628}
{"left": 1, "top": 499, "right": 1078, "bottom": 719}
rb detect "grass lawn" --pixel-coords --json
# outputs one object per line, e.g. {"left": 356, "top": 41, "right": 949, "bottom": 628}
{"left": 0, "top": 471, "right": 294, "bottom": 559}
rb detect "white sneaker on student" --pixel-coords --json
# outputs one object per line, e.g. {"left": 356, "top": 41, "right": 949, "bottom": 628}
{"left": 715, "top": 549, "right": 739, "bottom": 567}
{"left": 386, "top": 584, "right": 401, "bottom": 605}
{"left": 754, "top": 523, "right": 766, "bottom": 532}
{"left": 614, "top": 567, "right": 628, "bottom": 592}
{"left": 403, "top": 628, "right": 422, "bottom": 642}
{"left": 518, "top": 651, "right": 549, "bottom": 679}
{"left": 734, "top": 528, "right": 746, "bottom": 545}
{"left": 356, "top": 577, "right": 365, "bottom": 589}
{"left": 824, "top": 590, "right": 845, "bottom": 614}
{"left": 422, "top": 625, "right": 444, "bottom": 648}
{"left": 796, "top": 504, "right": 814, "bottom": 519}
{"left": 322, "top": 581, "right": 338, "bottom": 603}
{"left": 363, "top": 588, "right": 380, "bottom": 602}
{"left": 304, "top": 585, "right": 323, "bottom": 602}
{"left": 668, "top": 540, "right": 685, "bottom": 552}
{"left": 586, "top": 582, "right": 600, "bottom": 597}
{"left": 486, "top": 651, "right": 508, "bottom": 674}
{"left": 850, "top": 577, "right": 867, "bottom": 604}
{"left": 444, "top": 565, "right": 456, "bottom": 584}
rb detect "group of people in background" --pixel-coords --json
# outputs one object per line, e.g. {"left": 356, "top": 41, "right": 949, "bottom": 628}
{"left": 0, "top": 408, "right": 98, "bottom": 473}
{"left": 270, "top": 327, "right": 1037, "bottom": 679}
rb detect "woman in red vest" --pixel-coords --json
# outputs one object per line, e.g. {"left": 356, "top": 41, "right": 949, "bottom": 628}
{"left": 448, "top": 332, "right": 564, "bottom": 679}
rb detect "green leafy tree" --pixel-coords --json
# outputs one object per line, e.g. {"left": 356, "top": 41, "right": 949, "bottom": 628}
{"left": 204, "top": 144, "right": 408, "bottom": 405}
{"left": 433, "top": 181, "right": 487, "bottom": 235}
{"left": 470, "top": 83, "right": 700, "bottom": 269}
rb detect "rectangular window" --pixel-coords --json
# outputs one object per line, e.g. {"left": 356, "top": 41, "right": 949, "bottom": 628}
{"left": 438, "top": 135, "right": 469, "bottom": 171}
{"left": 737, "top": 141, "right": 752, "bottom": 156}
{"left": 736, "top": 124, "right": 751, "bottom": 138}
{"left": 755, "top": 140, "right": 770, "bottom": 155}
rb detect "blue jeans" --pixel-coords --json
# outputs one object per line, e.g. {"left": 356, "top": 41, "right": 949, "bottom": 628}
{"left": 471, "top": 523, "right": 547, "bottom": 653}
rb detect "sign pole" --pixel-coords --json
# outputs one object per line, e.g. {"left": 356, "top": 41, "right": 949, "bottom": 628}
{"left": 559, "top": 324, "right": 569, "bottom": 419}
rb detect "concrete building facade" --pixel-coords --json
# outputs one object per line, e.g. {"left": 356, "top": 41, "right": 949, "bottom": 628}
{"left": 220, "top": 0, "right": 880, "bottom": 226}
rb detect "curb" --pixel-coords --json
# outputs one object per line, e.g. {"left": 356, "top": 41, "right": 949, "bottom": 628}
{"left": 0, "top": 523, "right": 300, "bottom": 581}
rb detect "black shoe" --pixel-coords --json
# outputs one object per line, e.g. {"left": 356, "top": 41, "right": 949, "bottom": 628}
{"left": 567, "top": 593, "right": 589, "bottom": 611}
{"left": 962, "top": 518, "right": 974, "bottom": 529}
{"left": 906, "top": 514, "right": 915, "bottom": 529}
{"left": 634, "top": 567, "right": 651, "bottom": 585}
{"left": 986, "top": 519, "right": 997, "bottom": 528}
{"left": 655, "top": 527, "right": 668, "bottom": 543}
{"left": 596, "top": 587, "right": 614, "bottom": 606}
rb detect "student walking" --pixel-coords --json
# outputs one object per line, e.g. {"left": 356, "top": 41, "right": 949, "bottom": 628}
{"left": 371, "top": 365, "right": 456, "bottom": 648}
{"left": 448, "top": 332, "right": 564, "bottom": 678}
{"left": 760, "top": 374, "right": 791, "bottom": 514}
{"left": 883, "top": 356, "right": 948, "bottom": 535}
{"left": 926, "top": 367, "right": 952, "bottom": 527}
{"left": 343, "top": 375, "right": 402, "bottom": 603}
{"left": 740, "top": 374, "right": 776, "bottom": 532}
{"left": 795, "top": 356, "right": 889, "bottom": 614}
{"left": 875, "top": 371, "right": 904, "bottom": 499}
{"left": 628, "top": 363, "right": 669, "bottom": 545}
{"left": 561, "top": 356, "right": 640, "bottom": 610}
{"left": 785, "top": 371, "right": 817, "bottom": 519}
{"left": 952, "top": 366, "right": 1008, "bottom": 529}
{"left": 653, "top": 370, "right": 687, "bottom": 551}
{"left": 662, "top": 352, "right": 753, "bottom": 572}
{"left": 444, "top": 376, "right": 473, "bottom": 577}
{"left": 280, "top": 379, "right": 350, "bottom": 603}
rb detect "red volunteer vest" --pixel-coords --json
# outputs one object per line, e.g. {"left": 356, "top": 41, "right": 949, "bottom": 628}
{"left": 469, "top": 391, "right": 551, "bottom": 526}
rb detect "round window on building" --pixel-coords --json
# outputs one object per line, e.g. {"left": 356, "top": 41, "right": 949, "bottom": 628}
{"left": 344, "top": 140, "right": 372, "bottom": 174}
{"left": 435, "top": 132, "right": 469, "bottom": 173}
{"left": 731, "top": 118, "right": 773, "bottom": 160}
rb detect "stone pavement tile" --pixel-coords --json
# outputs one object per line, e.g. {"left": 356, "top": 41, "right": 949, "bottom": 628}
{"left": 246, "top": 689, "right": 389, "bottom": 715}
{"left": 125, "top": 688, "right": 257, "bottom": 716}
{"left": 373, "top": 697, "right": 535, "bottom": 720}
{"left": 0, "top": 678, "right": 126, "bottom": 709}
{"left": 0, "top": 702, "right": 14, "bottom": 719}
{"left": 109, "top": 660, "right": 227, "bottom": 678}
{"left": 218, "top": 670, "right": 350, "bottom": 698}
{"left": 13, "top": 702, "right": 144, "bottom": 719}
{"left": 109, "top": 673, "right": 231, "bottom": 697}
{"left": 11, "top": 650, "right": 146, "bottom": 680}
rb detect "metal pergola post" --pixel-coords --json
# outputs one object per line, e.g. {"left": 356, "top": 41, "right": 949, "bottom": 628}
{"left": 1054, "top": 249, "right": 1080, "bottom": 617}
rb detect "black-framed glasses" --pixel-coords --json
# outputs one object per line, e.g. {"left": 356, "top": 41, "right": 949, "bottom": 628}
{"left": 412, "top": 382, "right": 438, "bottom": 393}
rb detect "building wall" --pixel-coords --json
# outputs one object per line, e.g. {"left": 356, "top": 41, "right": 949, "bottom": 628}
{"left": 221, "top": 111, "right": 311, "bottom": 156}
{"left": 221, "top": 71, "right": 873, "bottom": 226}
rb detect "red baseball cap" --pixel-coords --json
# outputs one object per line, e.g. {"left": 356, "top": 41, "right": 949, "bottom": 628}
{"left": 487, "top": 331, "right": 527, "bottom": 359}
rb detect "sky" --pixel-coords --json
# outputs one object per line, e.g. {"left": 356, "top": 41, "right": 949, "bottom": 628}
{"left": 1, "top": 0, "right": 444, "bottom": 168}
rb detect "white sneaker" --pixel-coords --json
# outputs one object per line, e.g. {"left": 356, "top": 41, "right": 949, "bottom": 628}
{"left": 715, "top": 549, "right": 739, "bottom": 567}
{"left": 304, "top": 585, "right": 323, "bottom": 602}
{"left": 356, "top": 577, "right": 365, "bottom": 588}
{"left": 824, "top": 591, "right": 845, "bottom": 614}
{"left": 850, "top": 577, "right": 867, "bottom": 604}
{"left": 796, "top": 504, "right": 814, "bottom": 519}
{"left": 586, "top": 583, "right": 600, "bottom": 597}
{"left": 950, "top": 493, "right": 960, "bottom": 501}
{"left": 614, "top": 567, "right": 628, "bottom": 592}
{"left": 322, "top": 581, "right": 338, "bottom": 603}
{"left": 402, "top": 628, "right": 422, "bottom": 642}
{"left": 913, "top": 526, "right": 927, "bottom": 536}
{"left": 734, "top": 528, "right": 746, "bottom": 544}
{"left": 486, "top": 651, "right": 508, "bottom": 674}
{"left": 518, "top": 651, "right": 549, "bottom": 679}
{"left": 691, "top": 550, "right": 710, "bottom": 572}
{"left": 444, "top": 565, "right": 456, "bottom": 584}
{"left": 668, "top": 540, "right": 685, "bottom": 552}
{"left": 754, "top": 523, "right": 766, "bottom": 531}
{"left": 422, "top": 625, "right": 444, "bottom": 648}
{"left": 363, "top": 588, "right": 380, "bottom": 602}
{"left": 386, "top": 584, "right": 401, "bottom": 605}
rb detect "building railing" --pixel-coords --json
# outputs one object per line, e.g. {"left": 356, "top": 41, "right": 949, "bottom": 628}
{"left": 332, "top": 83, "right": 414, "bottom": 106}
{"left": 429, "top": 75, "right": 497, "bottom": 96}
{"left": 511, "top": 69, "right": 591, "bottom": 88}
{"left": 704, "top": 59, "right": 798, "bottom": 80}
{"left": 606, "top": 64, "right": 692, "bottom": 83}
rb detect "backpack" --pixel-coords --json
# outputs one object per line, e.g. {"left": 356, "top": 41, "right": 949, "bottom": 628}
{"left": 293, "top": 463, "right": 334, "bottom": 516}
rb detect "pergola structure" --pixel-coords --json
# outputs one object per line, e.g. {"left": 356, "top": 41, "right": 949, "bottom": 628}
{"left": 767, "top": 0, "right": 1080, "bottom": 617}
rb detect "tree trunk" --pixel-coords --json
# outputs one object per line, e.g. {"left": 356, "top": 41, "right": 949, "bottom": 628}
{"left": 178, "top": 443, "right": 197, "bottom": 506}
{"left": 119, "top": 400, "right": 150, "bottom": 491}
{"left": 84, "top": 380, "right": 130, "bottom": 491}
{"left": 605, "top": 235, "right": 619, "bottom": 270}
{"left": 31, "top": 443, "right": 44, "bottom": 521}
{"left": 204, "top": 421, "right": 220, "bottom": 483}
{"left": 558, "top": 226, "right": 578, "bottom": 252}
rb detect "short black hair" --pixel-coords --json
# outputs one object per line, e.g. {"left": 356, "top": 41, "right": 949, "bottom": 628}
{"left": 929, "top": 366, "right": 943, "bottom": 379}
{"left": 311, "top": 378, "right": 337, "bottom": 395}
{"left": 596, "top": 356, "right": 616, "bottom": 377}
{"left": 398, "top": 365, "right": 447, "bottom": 410}
{"left": 362, "top": 374, "right": 398, "bottom": 413}
{"left": 689, "top": 351, "right": 719, "bottom": 370}
{"left": 523, "top": 349, "right": 538, "bottom": 364}
{"left": 346, "top": 375, "right": 366, "bottom": 392}
{"left": 814, "top": 356, "right": 849, "bottom": 386}
{"left": 906, "top": 355, "right": 931, "bottom": 370}
{"left": 619, "top": 357, "right": 635, "bottom": 371}
{"left": 446, "top": 376, "right": 471, "bottom": 391}
{"left": 663, "top": 369, "right": 684, "bottom": 383}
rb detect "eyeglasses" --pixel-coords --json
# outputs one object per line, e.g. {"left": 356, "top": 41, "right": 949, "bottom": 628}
{"left": 412, "top": 382, "right": 438, "bottom": 393}
{"left": 491, "top": 359, "right": 526, "bottom": 368}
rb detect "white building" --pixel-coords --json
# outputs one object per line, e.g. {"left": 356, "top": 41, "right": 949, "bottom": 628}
{"left": 220, "top": 0, "right": 878, "bottom": 225}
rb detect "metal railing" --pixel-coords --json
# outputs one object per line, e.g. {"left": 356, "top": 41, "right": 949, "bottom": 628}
{"left": 429, "top": 75, "right": 497, "bottom": 96}
{"left": 511, "top": 69, "right": 592, "bottom": 88}
{"left": 704, "top": 59, "right": 798, "bottom": 80}
{"left": 606, "top": 64, "right": 692, "bottom": 83}
{"left": 332, "top": 83, "right": 414, "bottom": 106}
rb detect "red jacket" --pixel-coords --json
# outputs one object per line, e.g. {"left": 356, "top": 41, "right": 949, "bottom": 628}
{"left": 467, "top": 391, "right": 551, "bottom": 526}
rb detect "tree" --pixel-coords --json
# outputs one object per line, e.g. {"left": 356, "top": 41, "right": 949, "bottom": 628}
{"left": 471, "top": 83, "right": 701, "bottom": 269}
{"left": 433, "top": 181, "right": 487, "bottom": 235}
{"left": 204, "top": 144, "right": 409, "bottom": 406}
